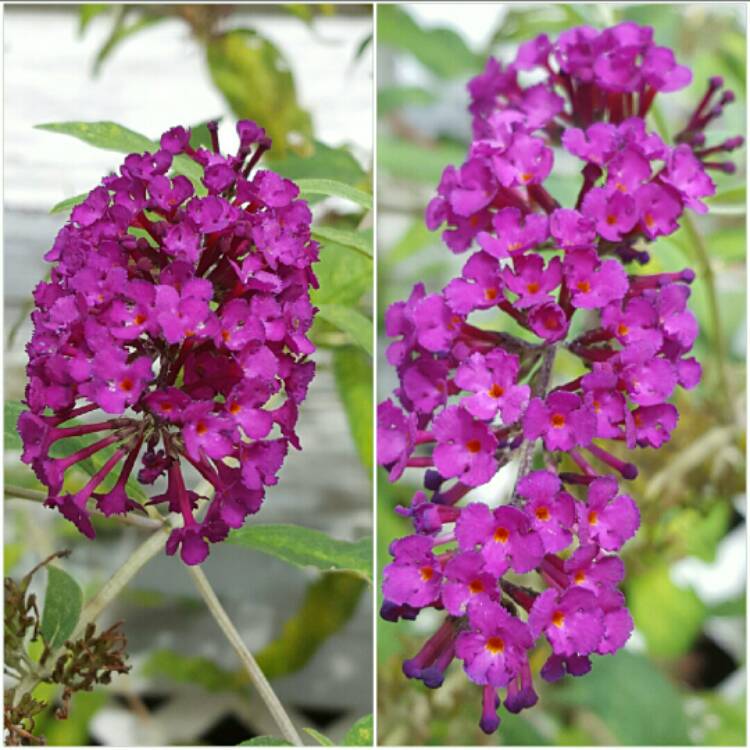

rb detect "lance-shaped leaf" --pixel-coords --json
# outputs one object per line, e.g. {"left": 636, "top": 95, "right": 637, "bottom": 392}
{"left": 228, "top": 524, "right": 372, "bottom": 583}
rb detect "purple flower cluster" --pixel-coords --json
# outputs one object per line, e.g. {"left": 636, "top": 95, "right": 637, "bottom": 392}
{"left": 19, "top": 121, "right": 319, "bottom": 565}
{"left": 379, "top": 23, "right": 740, "bottom": 733}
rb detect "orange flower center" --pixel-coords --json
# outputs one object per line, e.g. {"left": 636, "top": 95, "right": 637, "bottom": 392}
{"left": 485, "top": 636, "right": 505, "bottom": 654}
{"left": 574, "top": 570, "right": 586, "bottom": 585}
{"left": 229, "top": 402, "right": 241, "bottom": 415}
{"left": 552, "top": 610, "right": 565, "bottom": 628}
{"left": 576, "top": 279, "right": 591, "bottom": 293}
{"left": 466, "top": 439, "right": 482, "bottom": 454}
{"left": 488, "top": 383, "right": 505, "bottom": 399}
{"left": 551, "top": 413, "right": 566, "bottom": 429}
{"left": 617, "top": 323, "right": 630, "bottom": 337}
{"left": 588, "top": 510, "right": 599, "bottom": 526}
{"left": 469, "top": 578, "right": 485, "bottom": 595}
{"left": 119, "top": 377, "right": 134, "bottom": 392}
{"left": 493, "top": 527, "right": 510, "bottom": 544}
{"left": 419, "top": 566, "right": 434, "bottom": 582}
{"left": 195, "top": 421, "right": 208, "bottom": 436}
{"left": 134, "top": 313, "right": 147, "bottom": 325}
{"left": 526, "top": 281, "right": 540, "bottom": 294}
{"left": 484, "top": 287, "right": 498, "bottom": 301}
{"left": 535, "top": 506, "right": 551, "bottom": 522}
{"left": 606, "top": 214, "right": 618, "bottom": 226}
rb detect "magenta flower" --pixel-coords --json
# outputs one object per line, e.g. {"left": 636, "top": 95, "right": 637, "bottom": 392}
{"left": 528, "top": 302, "right": 570, "bottom": 343}
{"left": 523, "top": 391, "right": 596, "bottom": 452}
{"left": 456, "top": 503, "right": 544, "bottom": 576}
{"left": 528, "top": 587, "right": 604, "bottom": 657}
{"left": 378, "top": 19, "right": 730, "bottom": 734}
{"left": 20, "top": 120, "right": 319, "bottom": 564}
{"left": 580, "top": 188, "right": 638, "bottom": 241}
{"left": 377, "top": 400, "right": 417, "bottom": 482}
{"left": 456, "top": 598, "right": 534, "bottom": 686}
{"left": 516, "top": 471, "right": 575, "bottom": 553}
{"left": 433, "top": 406, "right": 498, "bottom": 486}
{"left": 502, "top": 254, "right": 562, "bottom": 309}
{"left": 454, "top": 350, "right": 530, "bottom": 423}
{"left": 441, "top": 551, "right": 498, "bottom": 615}
{"left": 477, "top": 207, "right": 548, "bottom": 259}
{"left": 382, "top": 535, "right": 443, "bottom": 608}
{"left": 562, "top": 249, "right": 628, "bottom": 309}
{"left": 577, "top": 477, "right": 640, "bottom": 551}
{"left": 444, "top": 252, "right": 505, "bottom": 314}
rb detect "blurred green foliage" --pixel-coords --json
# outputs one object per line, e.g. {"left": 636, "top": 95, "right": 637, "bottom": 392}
{"left": 377, "top": 3, "right": 745, "bottom": 745}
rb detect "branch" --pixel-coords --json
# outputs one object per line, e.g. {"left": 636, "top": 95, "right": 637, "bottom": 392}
{"left": 510, "top": 344, "right": 557, "bottom": 503}
{"left": 187, "top": 566, "right": 304, "bottom": 747}
{"left": 5, "top": 484, "right": 164, "bottom": 531}
{"left": 11, "top": 528, "right": 168, "bottom": 705}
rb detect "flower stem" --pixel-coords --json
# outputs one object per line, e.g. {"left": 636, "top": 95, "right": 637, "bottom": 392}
{"left": 681, "top": 212, "right": 732, "bottom": 417}
{"left": 186, "top": 566, "right": 303, "bottom": 746}
{"left": 4, "top": 485, "right": 162, "bottom": 530}
{"left": 511, "top": 345, "right": 557, "bottom": 503}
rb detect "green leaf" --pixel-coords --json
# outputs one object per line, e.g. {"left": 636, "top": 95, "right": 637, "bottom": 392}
{"left": 709, "top": 594, "right": 746, "bottom": 617}
{"left": 698, "top": 693, "right": 747, "bottom": 745}
{"left": 148, "top": 575, "right": 365, "bottom": 692}
{"left": 36, "top": 120, "right": 154, "bottom": 154}
{"left": 267, "top": 139, "right": 366, "bottom": 186}
{"left": 386, "top": 217, "right": 436, "bottom": 265}
{"left": 36, "top": 690, "right": 109, "bottom": 745}
{"left": 378, "top": 85, "right": 436, "bottom": 115}
{"left": 377, "top": 5, "right": 480, "bottom": 78}
{"left": 378, "top": 135, "right": 466, "bottom": 184}
{"left": 79, "top": 4, "right": 109, "bottom": 35}
{"left": 312, "top": 225, "right": 372, "bottom": 258}
{"left": 50, "top": 192, "right": 88, "bottom": 215}
{"left": 35, "top": 120, "right": 203, "bottom": 187}
{"left": 706, "top": 185, "right": 745, "bottom": 214}
{"left": 228, "top": 524, "right": 372, "bottom": 583}
{"left": 257, "top": 574, "right": 366, "bottom": 679}
{"left": 144, "top": 649, "right": 245, "bottom": 693}
{"left": 332, "top": 347, "right": 373, "bottom": 473}
{"left": 303, "top": 728, "right": 334, "bottom": 746}
{"left": 41, "top": 566, "right": 83, "bottom": 648}
{"left": 666, "top": 502, "right": 731, "bottom": 562}
{"left": 316, "top": 305, "right": 373, "bottom": 355}
{"left": 206, "top": 29, "right": 312, "bottom": 158}
{"left": 188, "top": 119, "right": 221, "bottom": 150}
{"left": 296, "top": 178, "right": 372, "bottom": 211}
{"left": 627, "top": 564, "right": 706, "bottom": 658}
{"left": 554, "top": 651, "right": 691, "bottom": 745}
{"left": 5, "top": 400, "right": 24, "bottom": 451}
{"left": 93, "top": 9, "right": 166, "bottom": 76}
{"left": 343, "top": 714, "right": 373, "bottom": 746}
{"left": 238, "top": 737, "right": 292, "bottom": 746}
{"left": 311, "top": 241, "right": 372, "bottom": 307}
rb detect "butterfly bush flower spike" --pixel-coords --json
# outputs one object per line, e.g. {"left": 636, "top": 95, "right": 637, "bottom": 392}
{"left": 379, "top": 22, "right": 740, "bottom": 733}
{"left": 20, "top": 121, "right": 319, "bottom": 565}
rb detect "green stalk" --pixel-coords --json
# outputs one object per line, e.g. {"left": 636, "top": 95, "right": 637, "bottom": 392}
{"left": 187, "top": 566, "right": 304, "bottom": 746}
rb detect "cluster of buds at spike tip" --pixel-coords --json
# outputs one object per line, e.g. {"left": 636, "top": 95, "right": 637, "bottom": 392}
{"left": 378, "top": 22, "right": 741, "bottom": 734}
{"left": 19, "top": 121, "right": 319, "bottom": 565}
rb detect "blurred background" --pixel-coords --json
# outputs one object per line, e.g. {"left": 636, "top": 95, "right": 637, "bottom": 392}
{"left": 4, "top": 3, "right": 373, "bottom": 745}
{"left": 376, "top": 3, "right": 746, "bottom": 745}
